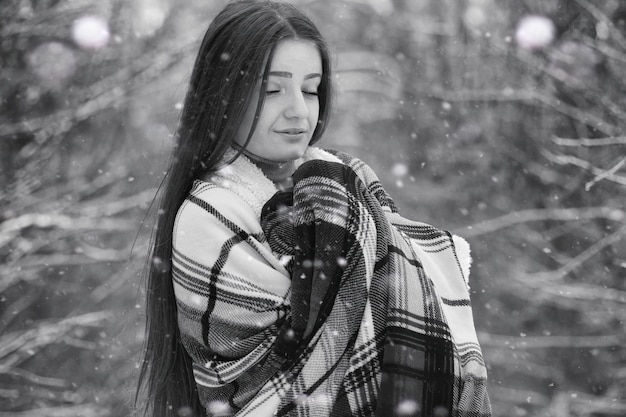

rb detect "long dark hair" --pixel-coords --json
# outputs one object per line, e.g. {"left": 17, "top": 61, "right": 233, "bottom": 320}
{"left": 135, "top": 1, "right": 332, "bottom": 416}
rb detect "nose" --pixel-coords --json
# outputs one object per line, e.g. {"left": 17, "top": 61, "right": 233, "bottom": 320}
{"left": 283, "top": 90, "right": 309, "bottom": 119}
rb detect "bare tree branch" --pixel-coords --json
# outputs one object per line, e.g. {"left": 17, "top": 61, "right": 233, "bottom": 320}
{"left": 0, "top": 213, "right": 136, "bottom": 249}
{"left": 423, "top": 87, "right": 534, "bottom": 103}
{"left": 0, "top": 41, "right": 193, "bottom": 163}
{"left": 585, "top": 157, "right": 626, "bottom": 190}
{"left": 72, "top": 188, "right": 156, "bottom": 217}
{"left": 573, "top": 0, "right": 626, "bottom": 50}
{"left": 3, "top": 368, "right": 68, "bottom": 389}
{"left": 487, "top": 385, "right": 551, "bottom": 407}
{"left": 529, "top": 281, "right": 626, "bottom": 303}
{"left": 531, "top": 92, "right": 618, "bottom": 137}
{"left": 423, "top": 86, "right": 619, "bottom": 137}
{"left": 0, "top": 294, "right": 38, "bottom": 334}
{"left": 542, "top": 150, "right": 626, "bottom": 186}
{"left": 0, "top": 311, "right": 113, "bottom": 371}
{"left": 479, "top": 332, "right": 622, "bottom": 350}
{"left": 2, "top": 251, "right": 129, "bottom": 274}
{"left": 0, "top": 404, "right": 110, "bottom": 417}
{"left": 581, "top": 34, "right": 626, "bottom": 63}
{"left": 486, "top": 38, "right": 625, "bottom": 134}
{"left": 455, "top": 206, "right": 626, "bottom": 237}
{"left": 553, "top": 136, "right": 626, "bottom": 147}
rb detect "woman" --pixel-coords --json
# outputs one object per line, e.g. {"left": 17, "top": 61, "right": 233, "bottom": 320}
{"left": 136, "top": 1, "right": 492, "bottom": 416}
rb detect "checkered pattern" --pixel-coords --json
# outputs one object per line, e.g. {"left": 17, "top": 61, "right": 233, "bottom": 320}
{"left": 172, "top": 148, "right": 491, "bottom": 416}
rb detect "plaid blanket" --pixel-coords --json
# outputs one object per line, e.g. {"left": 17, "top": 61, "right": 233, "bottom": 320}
{"left": 172, "top": 148, "right": 491, "bottom": 416}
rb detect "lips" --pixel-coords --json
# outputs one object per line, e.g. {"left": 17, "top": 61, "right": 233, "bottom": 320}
{"left": 276, "top": 128, "right": 307, "bottom": 135}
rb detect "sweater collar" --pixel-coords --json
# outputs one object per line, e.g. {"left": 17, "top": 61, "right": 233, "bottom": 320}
{"left": 205, "top": 146, "right": 341, "bottom": 218}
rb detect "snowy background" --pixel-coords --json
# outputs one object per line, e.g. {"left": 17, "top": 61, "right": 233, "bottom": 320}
{"left": 1, "top": 0, "right": 625, "bottom": 416}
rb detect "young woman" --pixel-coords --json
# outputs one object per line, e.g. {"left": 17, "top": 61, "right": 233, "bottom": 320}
{"left": 136, "top": 1, "right": 492, "bottom": 416}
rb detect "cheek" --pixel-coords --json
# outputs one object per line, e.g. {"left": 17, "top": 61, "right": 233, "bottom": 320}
{"left": 235, "top": 105, "right": 258, "bottom": 145}
{"left": 310, "top": 101, "right": 321, "bottom": 121}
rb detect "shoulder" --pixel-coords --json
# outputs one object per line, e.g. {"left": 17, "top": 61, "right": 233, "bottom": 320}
{"left": 172, "top": 181, "right": 291, "bottom": 308}
{"left": 175, "top": 180, "right": 263, "bottom": 243}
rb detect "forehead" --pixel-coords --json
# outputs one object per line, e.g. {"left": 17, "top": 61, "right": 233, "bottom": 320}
{"left": 269, "top": 39, "right": 322, "bottom": 74}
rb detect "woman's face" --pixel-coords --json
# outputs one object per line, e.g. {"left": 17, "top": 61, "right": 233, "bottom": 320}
{"left": 235, "top": 39, "right": 322, "bottom": 162}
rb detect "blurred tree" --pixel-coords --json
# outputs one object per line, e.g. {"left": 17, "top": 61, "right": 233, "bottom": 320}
{"left": 0, "top": 0, "right": 191, "bottom": 414}
{"left": 1, "top": 0, "right": 624, "bottom": 416}
{"left": 390, "top": 0, "right": 626, "bottom": 415}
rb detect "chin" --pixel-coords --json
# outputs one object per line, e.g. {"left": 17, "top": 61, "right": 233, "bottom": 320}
{"left": 281, "top": 145, "right": 309, "bottom": 161}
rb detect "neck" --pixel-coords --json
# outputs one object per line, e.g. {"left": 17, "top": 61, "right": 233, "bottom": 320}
{"left": 237, "top": 146, "right": 296, "bottom": 190}
{"left": 257, "top": 159, "right": 296, "bottom": 189}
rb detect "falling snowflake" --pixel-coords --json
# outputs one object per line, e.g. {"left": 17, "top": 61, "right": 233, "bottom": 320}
{"left": 515, "top": 15, "right": 555, "bottom": 50}
{"left": 206, "top": 400, "right": 232, "bottom": 415}
{"left": 395, "top": 399, "right": 420, "bottom": 415}
{"left": 72, "top": 15, "right": 110, "bottom": 50}
{"left": 391, "top": 162, "right": 409, "bottom": 178}
{"left": 294, "top": 394, "right": 309, "bottom": 405}
{"left": 28, "top": 42, "right": 77, "bottom": 83}
{"left": 132, "top": 0, "right": 167, "bottom": 38}
{"left": 176, "top": 406, "right": 193, "bottom": 417}
{"left": 433, "top": 405, "right": 450, "bottom": 417}
{"left": 336, "top": 256, "right": 348, "bottom": 267}
{"left": 463, "top": 5, "right": 486, "bottom": 28}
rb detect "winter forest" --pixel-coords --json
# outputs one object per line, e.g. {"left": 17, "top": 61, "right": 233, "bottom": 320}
{"left": 1, "top": 0, "right": 625, "bottom": 415}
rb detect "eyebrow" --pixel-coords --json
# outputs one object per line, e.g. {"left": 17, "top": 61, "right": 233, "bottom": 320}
{"left": 268, "top": 71, "right": 321, "bottom": 80}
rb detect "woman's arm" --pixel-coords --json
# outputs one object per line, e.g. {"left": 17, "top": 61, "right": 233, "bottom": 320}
{"left": 172, "top": 184, "right": 290, "bottom": 374}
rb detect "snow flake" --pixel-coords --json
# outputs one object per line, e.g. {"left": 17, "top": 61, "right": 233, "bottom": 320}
{"left": 72, "top": 16, "right": 110, "bottom": 50}
{"left": 391, "top": 162, "right": 409, "bottom": 178}
{"left": 395, "top": 399, "right": 420, "bottom": 415}
{"left": 133, "top": 2, "right": 167, "bottom": 38}
{"left": 206, "top": 400, "right": 232, "bottom": 415}
{"left": 28, "top": 42, "right": 77, "bottom": 83}
{"left": 463, "top": 6, "right": 486, "bottom": 28}
{"left": 515, "top": 15, "right": 555, "bottom": 50}
{"left": 176, "top": 406, "right": 193, "bottom": 417}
